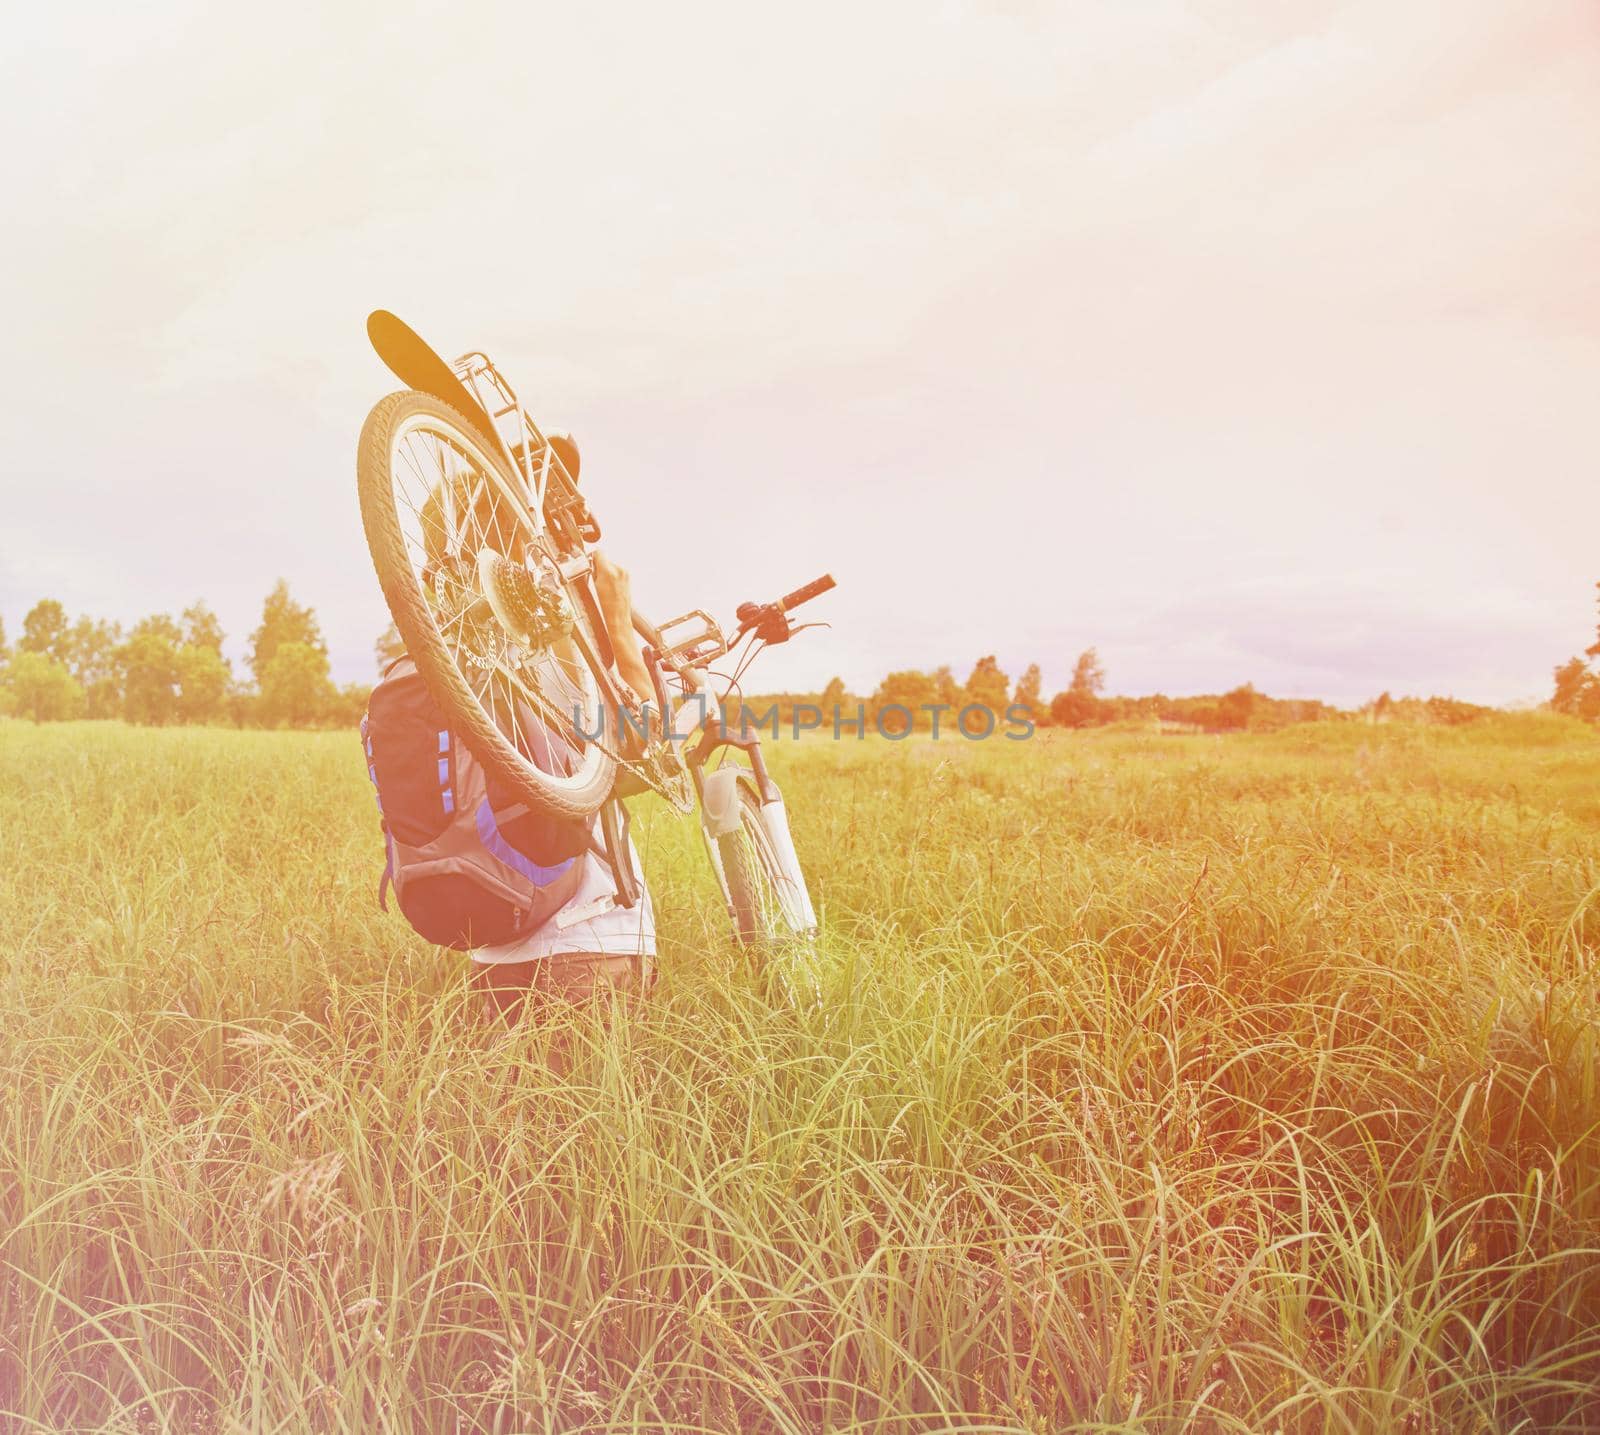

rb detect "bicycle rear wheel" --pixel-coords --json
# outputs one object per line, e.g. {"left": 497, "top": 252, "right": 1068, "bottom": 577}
{"left": 357, "top": 389, "right": 616, "bottom": 822}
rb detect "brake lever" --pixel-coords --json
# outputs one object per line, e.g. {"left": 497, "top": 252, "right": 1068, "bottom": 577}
{"left": 735, "top": 601, "right": 792, "bottom": 646}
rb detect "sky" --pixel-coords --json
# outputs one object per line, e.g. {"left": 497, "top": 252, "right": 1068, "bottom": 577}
{"left": 2, "top": 0, "right": 1597, "bottom": 707}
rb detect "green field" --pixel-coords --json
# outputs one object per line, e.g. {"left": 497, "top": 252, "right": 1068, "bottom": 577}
{"left": 2, "top": 717, "right": 1598, "bottom": 1432}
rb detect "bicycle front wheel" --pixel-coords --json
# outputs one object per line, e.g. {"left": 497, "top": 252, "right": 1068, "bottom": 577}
{"left": 714, "top": 780, "right": 816, "bottom": 944}
{"left": 357, "top": 389, "right": 616, "bottom": 822}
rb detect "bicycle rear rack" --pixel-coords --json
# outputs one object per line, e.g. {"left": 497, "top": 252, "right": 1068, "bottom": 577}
{"left": 451, "top": 351, "right": 596, "bottom": 545}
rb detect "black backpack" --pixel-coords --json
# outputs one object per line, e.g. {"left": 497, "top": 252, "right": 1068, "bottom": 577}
{"left": 360, "top": 657, "right": 591, "bottom": 949}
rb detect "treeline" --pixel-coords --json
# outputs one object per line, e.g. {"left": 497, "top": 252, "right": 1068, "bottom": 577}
{"left": 0, "top": 584, "right": 373, "bottom": 728}
{"left": 860, "top": 649, "right": 1354, "bottom": 731}
{"left": 741, "top": 649, "right": 1491, "bottom": 734}
{"left": 2, "top": 599, "right": 1500, "bottom": 736}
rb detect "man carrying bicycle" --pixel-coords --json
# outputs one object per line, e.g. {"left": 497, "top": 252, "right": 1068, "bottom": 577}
{"left": 358, "top": 314, "right": 827, "bottom": 1018}
{"left": 465, "top": 437, "right": 663, "bottom": 1023}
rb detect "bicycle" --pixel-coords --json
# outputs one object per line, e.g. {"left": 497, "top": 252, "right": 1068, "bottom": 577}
{"left": 355, "top": 310, "right": 834, "bottom": 946}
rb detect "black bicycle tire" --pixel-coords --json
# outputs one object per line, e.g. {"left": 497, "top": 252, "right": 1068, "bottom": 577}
{"left": 356, "top": 389, "right": 616, "bottom": 823}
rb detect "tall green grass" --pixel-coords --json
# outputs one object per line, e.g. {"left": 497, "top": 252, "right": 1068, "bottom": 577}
{"left": 2, "top": 716, "right": 1597, "bottom": 1432}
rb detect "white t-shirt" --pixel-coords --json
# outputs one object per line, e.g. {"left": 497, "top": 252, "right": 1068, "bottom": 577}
{"left": 471, "top": 837, "right": 654, "bottom": 965}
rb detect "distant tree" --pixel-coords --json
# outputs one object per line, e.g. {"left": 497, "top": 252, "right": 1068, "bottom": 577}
{"left": 129, "top": 613, "right": 183, "bottom": 646}
{"left": 181, "top": 601, "right": 226, "bottom": 654}
{"left": 1050, "top": 647, "right": 1106, "bottom": 728}
{"left": 225, "top": 687, "right": 262, "bottom": 729}
{"left": 326, "top": 681, "right": 374, "bottom": 728}
{"left": 120, "top": 625, "right": 181, "bottom": 725}
{"left": 821, "top": 675, "right": 847, "bottom": 709}
{"left": 1552, "top": 657, "right": 1600, "bottom": 719}
{"left": 375, "top": 620, "right": 405, "bottom": 674}
{"left": 964, "top": 655, "right": 1010, "bottom": 716}
{"left": 872, "top": 670, "right": 938, "bottom": 733}
{"left": 249, "top": 580, "right": 327, "bottom": 686}
{"left": 1049, "top": 689, "right": 1095, "bottom": 728}
{"left": 260, "top": 641, "right": 335, "bottom": 727}
{"left": 0, "top": 614, "right": 8, "bottom": 663}
{"left": 1014, "top": 663, "right": 1044, "bottom": 724}
{"left": 874, "top": 671, "right": 938, "bottom": 707}
{"left": 6, "top": 651, "right": 84, "bottom": 722}
{"left": 175, "top": 644, "right": 230, "bottom": 723}
{"left": 65, "top": 616, "right": 124, "bottom": 718}
{"left": 1068, "top": 648, "right": 1105, "bottom": 698}
{"left": 932, "top": 664, "right": 965, "bottom": 711}
{"left": 1425, "top": 695, "right": 1492, "bottom": 726}
{"left": 20, "top": 599, "right": 70, "bottom": 662}
{"left": 1217, "top": 683, "right": 1262, "bottom": 731}
{"left": 1095, "top": 694, "right": 1137, "bottom": 724}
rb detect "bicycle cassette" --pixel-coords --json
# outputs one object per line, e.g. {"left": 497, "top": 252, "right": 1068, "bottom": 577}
{"left": 477, "top": 549, "right": 574, "bottom": 650}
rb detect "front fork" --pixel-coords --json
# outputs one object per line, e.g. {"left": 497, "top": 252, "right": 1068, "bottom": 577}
{"left": 675, "top": 678, "right": 775, "bottom": 922}
{"left": 628, "top": 642, "right": 812, "bottom": 929}
{"left": 691, "top": 722, "right": 817, "bottom": 932}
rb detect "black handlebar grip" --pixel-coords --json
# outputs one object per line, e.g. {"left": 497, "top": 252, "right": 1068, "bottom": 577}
{"left": 780, "top": 573, "right": 836, "bottom": 612}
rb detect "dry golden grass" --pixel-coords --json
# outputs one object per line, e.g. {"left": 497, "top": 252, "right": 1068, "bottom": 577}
{"left": 2, "top": 714, "right": 1598, "bottom": 1431}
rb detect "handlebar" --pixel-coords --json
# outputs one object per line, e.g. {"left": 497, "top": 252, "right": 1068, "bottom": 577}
{"left": 639, "top": 572, "right": 836, "bottom": 676}
{"left": 779, "top": 573, "right": 836, "bottom": 613}
{"left": 734, "top": 572, "right": 836, "bottom": 647}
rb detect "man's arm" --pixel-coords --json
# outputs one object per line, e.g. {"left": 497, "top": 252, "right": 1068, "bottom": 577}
{"left": 593, "top": 552, "right": 654, "bottom": 703}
